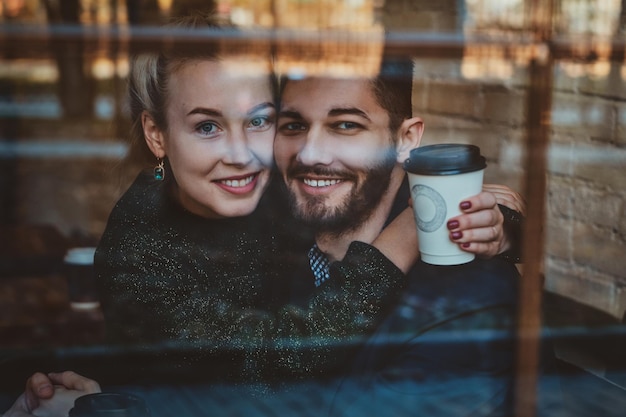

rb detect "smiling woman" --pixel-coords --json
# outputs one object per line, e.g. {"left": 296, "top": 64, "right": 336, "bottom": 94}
{"left": 92, "top": 14, "right": 289, "bottom": 347}
{"left": 140, "top": 59, "right": 275, "bottom": 218}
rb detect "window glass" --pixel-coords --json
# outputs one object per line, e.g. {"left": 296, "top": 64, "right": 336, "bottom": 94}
{"left": 1, "top": 1, "right": 625, "bottom": 416}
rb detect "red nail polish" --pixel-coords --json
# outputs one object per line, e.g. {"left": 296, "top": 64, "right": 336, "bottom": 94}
{"left": 462, "top": 242, "right": 471, "bottom": 248}
{"left": 460, "top": 201, "right": 472, "bottom": 210}
{"left": 447, "top": 220, "right": 459, "bottom": 230}
{"left": 451, "top": 231, "right": 463, "bottom": 240}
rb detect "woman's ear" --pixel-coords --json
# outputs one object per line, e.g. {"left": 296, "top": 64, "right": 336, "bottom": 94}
{"left": 396, "top": 116, "right": 424, "bottom": 163}
{"left": 142, "top": 111, "right": 166, "bottom": 159}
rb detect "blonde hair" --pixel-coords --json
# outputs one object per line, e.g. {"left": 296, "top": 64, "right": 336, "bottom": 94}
{"left": 126, "top": 12, "right": 221, "bottom": 165}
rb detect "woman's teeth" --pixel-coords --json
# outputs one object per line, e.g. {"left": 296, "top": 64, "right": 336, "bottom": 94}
{"left": 221, "top": 175, "right": 255, "bottom": 188}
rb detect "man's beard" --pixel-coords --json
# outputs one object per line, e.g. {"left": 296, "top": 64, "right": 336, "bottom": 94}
{"left": 285, "top": 151, "right": 396, "bottom": 236}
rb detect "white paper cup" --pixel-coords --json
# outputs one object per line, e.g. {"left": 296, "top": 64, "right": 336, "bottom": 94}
{"left": 64, "top": 247, "right": 100, "bottom": 310}
{"left": 404, "top": 144, "right": 486, "bottom": 265}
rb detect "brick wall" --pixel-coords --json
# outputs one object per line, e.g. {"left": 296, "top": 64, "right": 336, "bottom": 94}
{"left": 545, "top": 61, "right": 626, "bottom": 318}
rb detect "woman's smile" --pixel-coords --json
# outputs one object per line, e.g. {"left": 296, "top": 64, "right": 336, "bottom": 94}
{"left": 213, "top": 172, "right": 261, "bottom": 195}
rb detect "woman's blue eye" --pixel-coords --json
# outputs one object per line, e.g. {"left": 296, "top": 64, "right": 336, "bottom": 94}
{"left": 248, "top": 116, "right": 273, "bottom": 130}
{"left": 198, "top": 122, "right": 219, "bottom": 135}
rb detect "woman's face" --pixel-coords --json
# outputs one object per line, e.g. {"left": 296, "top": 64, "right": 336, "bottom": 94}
{"left": 156, "top": 59, "right": 275, "bottom": 219}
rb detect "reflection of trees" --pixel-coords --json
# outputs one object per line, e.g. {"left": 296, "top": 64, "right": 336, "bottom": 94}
{"left": 170, "top": 0, "right": 216, "bottom": 20}
{"left": 42, "top": 0, "right": 92, "bottom": 119}
{"left": 125, "top": 0, "right": 216, "bottom": 24}
{"left": 610, "top": 0, "right": 625, "bottom": 109}
{"left": 125, "top": 0, "right": 161, "bottom": 24}
{"left": 37, "top": 0, "right": 218, "bottom": 120}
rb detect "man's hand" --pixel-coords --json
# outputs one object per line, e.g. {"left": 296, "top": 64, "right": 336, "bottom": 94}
{"left": 446, "top": 184, "right": 525, "bottom": 259}
{"left": 482, "top": 183, "right": 526, "bottom": 216}
{"left": 4, "top": 371, "right": 101, "bottom": 417}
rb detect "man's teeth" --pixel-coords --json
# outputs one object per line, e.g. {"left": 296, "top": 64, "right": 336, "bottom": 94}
{"left": 221, "top": 175, "right": 254, "bottom": 188}
{"left": 303, "top": 178, "right": 340, "bottom": 187}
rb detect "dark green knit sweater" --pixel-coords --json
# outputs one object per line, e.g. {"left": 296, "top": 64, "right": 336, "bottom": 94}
{"left": 95, "top": 171, "right": 405, "bottom": 380}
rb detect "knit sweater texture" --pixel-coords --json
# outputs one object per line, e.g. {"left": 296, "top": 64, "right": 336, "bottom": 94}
{"left": 95, "top": 171, "right": 405, "bottom": 381}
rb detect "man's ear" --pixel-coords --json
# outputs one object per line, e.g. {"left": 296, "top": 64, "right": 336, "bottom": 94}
{"left": 142, "top": 111, "right": 166, "bottom": 159}
{"left": 396, "top": 116, "right": 424, "bottom": 163}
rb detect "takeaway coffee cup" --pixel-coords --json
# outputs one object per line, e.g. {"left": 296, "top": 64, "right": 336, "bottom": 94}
{"left": 403, "top": 144, "right": 486, "bottom": 265}
{"left": 64, "top": 247, "right": 100, "bottom": 310}
{"left": 69, "top": 393, "right": 150, "bottom": 417}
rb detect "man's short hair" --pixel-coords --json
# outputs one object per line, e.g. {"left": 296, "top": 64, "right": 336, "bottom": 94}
{"left": 277, "top": 55, "right": 414, "bottom": 137}
{"left": 369, "top": 56, "right": 414, "bottom": 136}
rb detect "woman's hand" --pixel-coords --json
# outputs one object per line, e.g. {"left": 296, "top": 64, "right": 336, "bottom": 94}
{"left": 4, "top": 371, "right": 101, "bottom": 417}
{"left": 375, "top": 183, "right": 525, "bottom": 271}
{"left": 447, "top": 183, "right": 525, "bottom": 259}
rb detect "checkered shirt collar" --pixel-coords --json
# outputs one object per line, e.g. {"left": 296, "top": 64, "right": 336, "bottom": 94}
{"left": 308, "top": 243, "right": 331, "bottom": 287}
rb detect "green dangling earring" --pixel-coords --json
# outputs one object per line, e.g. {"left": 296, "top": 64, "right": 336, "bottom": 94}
{"left": 154, "top": 158, "right": 165, "bottom": 181}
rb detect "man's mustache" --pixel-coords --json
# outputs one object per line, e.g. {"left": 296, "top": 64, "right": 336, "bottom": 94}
{"left": 286, "top": 163, "right": 359, "bottom": 182}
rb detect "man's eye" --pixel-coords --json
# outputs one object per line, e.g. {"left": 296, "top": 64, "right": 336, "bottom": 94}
{"left": 336, "top": 121, "right": 361, "bottom": 130}
{"left": 279, "top": 122, "right": 306, "bottom": 132}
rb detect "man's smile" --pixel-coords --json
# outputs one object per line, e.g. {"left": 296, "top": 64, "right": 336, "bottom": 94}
{"left": 302, "top": 178, "right": 342, "bottom": 187}
{"left": 294, "top": 174, "right": 350, "bottom": 196}
{"left": 288, "top": 163, "right": 358, "bottom": 195}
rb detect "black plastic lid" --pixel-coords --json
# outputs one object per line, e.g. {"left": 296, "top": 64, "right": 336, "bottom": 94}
{"left": 69, "top": 393, "right": 150, "bottom": 417}
{"left": 403, "top": 143, "right": 486, "bottom": 175}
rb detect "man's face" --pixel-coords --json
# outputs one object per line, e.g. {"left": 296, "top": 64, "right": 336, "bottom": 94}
{"left": 274, "top": 77, "right": 398, "bottom": 234}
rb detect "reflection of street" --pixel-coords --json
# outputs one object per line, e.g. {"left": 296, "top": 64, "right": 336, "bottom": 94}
{"left": 0, "top": 332, "right": 624, "bottom": 416}
{"left": 81, "top": 370, "right": 626, "bottom": 417}
{"left": 0, "top": 94, "right": 60, "bottom": 119}
{"left": 0, "top": 139, "right": 127, "bottom": 158}
{"left": 0, "top": 93, "right": 116, "bottom": 120}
